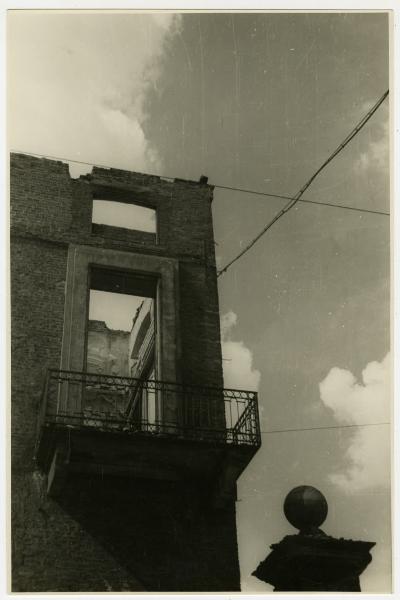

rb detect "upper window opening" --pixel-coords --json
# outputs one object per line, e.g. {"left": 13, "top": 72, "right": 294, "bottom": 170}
{"left": 92, "top": 199, "right": 157, "bottom": 233}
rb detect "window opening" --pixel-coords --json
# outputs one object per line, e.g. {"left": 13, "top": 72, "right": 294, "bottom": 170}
{"left": 92, "top": 199, "right": 156, "bottom": 233}
{"left": 85, "top": 267, "right": 158, "bottom": 431}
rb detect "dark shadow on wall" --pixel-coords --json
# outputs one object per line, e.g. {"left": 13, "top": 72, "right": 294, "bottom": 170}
{"left": 55, "top": 472, "right": 240, "bottom": 592}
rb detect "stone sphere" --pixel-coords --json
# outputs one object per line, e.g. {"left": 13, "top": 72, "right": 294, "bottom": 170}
{"left": 283, "top": 485, "right": 328, "bottom": 532}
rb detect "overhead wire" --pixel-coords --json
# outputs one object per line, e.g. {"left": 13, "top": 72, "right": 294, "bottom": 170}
{"left": 217, "top": 88, "right": 389, "bottom": 277}
{"left": 10, "top": 144, "right": 390, "bottom": 219}
{"left": 10, "top": 116, "right": 391, "bottom": 440}
{"left": 260, "top": 421, "right": 390, "bottom": 435}
{"left": 213, "top": 183, "right": 389, "bottom": 216}
{"left": 294, "top": 196, "right": 389, "bottom": 216}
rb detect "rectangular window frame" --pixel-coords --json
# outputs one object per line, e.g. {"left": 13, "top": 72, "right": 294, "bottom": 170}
{"left": 90, "top": 185, "right": 159, "bottom": 244}
{"left": 91, "top": 198, "right": 158, "bottom": 237}
{"left": 86, "top": 266, "right": 160, "bottom": 427}
{"left": 60, "top": 245, "right": 181, "bottom": 426}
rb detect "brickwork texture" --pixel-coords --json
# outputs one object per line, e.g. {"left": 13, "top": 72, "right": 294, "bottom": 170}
{"left": 10, "top": 153, "right": 240, "bottom": 592}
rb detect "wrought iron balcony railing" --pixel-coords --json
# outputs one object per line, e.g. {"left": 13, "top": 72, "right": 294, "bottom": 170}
{"left": 36, "top": 369, "right": 261, "bottom": 449}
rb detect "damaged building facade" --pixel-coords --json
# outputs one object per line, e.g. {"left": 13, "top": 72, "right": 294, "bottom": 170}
{"left": 10, "top": 152, "right": 261, "bottom": 592}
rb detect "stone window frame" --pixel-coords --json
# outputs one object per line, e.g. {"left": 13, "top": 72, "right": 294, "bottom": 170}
{"left": 59, "top": 244, "right": 181, "bottom": 416}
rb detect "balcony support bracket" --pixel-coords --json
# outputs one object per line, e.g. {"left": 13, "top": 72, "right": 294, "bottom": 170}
{"left": 47, "top": 435, "right": 71, "bottom": 497}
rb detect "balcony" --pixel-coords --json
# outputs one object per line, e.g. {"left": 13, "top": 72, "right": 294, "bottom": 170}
{"left": 35, "top": 369, "right": 261, "bottom": 504}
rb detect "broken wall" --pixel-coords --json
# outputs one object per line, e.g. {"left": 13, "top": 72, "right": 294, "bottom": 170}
{"left": 10, "top": 152, "right": 237, "bottom": 592}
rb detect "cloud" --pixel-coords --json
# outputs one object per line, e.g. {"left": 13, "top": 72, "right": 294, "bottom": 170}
{"left": 354, "top": 103, "right": 389, "bottom": 174}
{"left": 8, "top": 12, "right": 181, "bottom": 176}
{"left": 221, "top": 311, "right": 261, "bottom": 391}
{"left": 150, "top": 12, "right": 182, "bottom": 32}
{"left": 319, "top": 353, "right": 390, "bottom": 491}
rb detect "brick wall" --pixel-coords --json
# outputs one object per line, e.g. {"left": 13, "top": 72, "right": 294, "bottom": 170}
{"left": 13, "top": 470, "right": 240, "bottom": 591}
{"left": 11, "top": 236, "right": 68, "bottom": 468}
{"left": 87, "top": 320, "right": 130, "bottom": 375}
{"left": 10, "top": 153, "right": 237, "bottom": 592}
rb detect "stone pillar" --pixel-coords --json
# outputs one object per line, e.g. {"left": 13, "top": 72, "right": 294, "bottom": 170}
{"left": 252, "top": 485, "right": 375, "bottom": 592}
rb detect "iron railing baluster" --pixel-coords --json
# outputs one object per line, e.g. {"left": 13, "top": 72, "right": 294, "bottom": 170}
{"left": 37, "top": 369, "right": 261, "bottom": 447}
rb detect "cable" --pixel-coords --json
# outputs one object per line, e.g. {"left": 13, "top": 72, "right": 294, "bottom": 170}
{"left": 297, "top": 197, "right": 389, "bottom": 217}
{"left": 10, "top": 149, "right": 389, "bottom": 218}
{"left": 217, "top": 89, "right": 389, "bottom": 277}
{"left": 260, "top": 421, "right": 390, "bottom": 435}
{"left": 213, "top": 183, "right": 389, "bottom": 217}
{"left": 10, "top": 150, "right": 125, "bottom": 171}
{"left": 214, "top": 183, "right": 293, "bottom": 201}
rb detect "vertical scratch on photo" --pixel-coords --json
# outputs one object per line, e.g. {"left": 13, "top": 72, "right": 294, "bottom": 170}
{"left": 197, "top": 17, "right": 206, "bottom": 167}
{"left": 294, "top": 38, "right": 317, "bottom": 72}
{"left": 231, "top": 14, "right": 241, "bottom": 177}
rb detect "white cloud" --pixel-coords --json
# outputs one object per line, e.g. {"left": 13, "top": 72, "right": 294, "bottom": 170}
{"left": 150, "top": 13, "right": 182, "bottom": 32}
{"left": 8, "top": 12, "right": 181, "bottom": 175}
{"left": 319, "top": 353, "right": 390, "bottom": 491}
{"left": 221, "top": 311, "right": 260, "bottom": 391}
{"left": 354, "top": 106, "right": 389, "bottom": 174}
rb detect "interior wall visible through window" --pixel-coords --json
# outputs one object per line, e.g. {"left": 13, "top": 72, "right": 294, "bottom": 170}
{"left": 85, "top": 267, "right": 158, "bottom": 426}
{"left": 87, "top": 292, "right": 156, "bottom": 380}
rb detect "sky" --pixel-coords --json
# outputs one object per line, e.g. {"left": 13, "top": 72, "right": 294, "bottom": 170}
{"left": 8, "top": 10, "right": 391, "bottom": 593}
{"left": 92, "top": 200, "right": 156, "bottom": 232}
